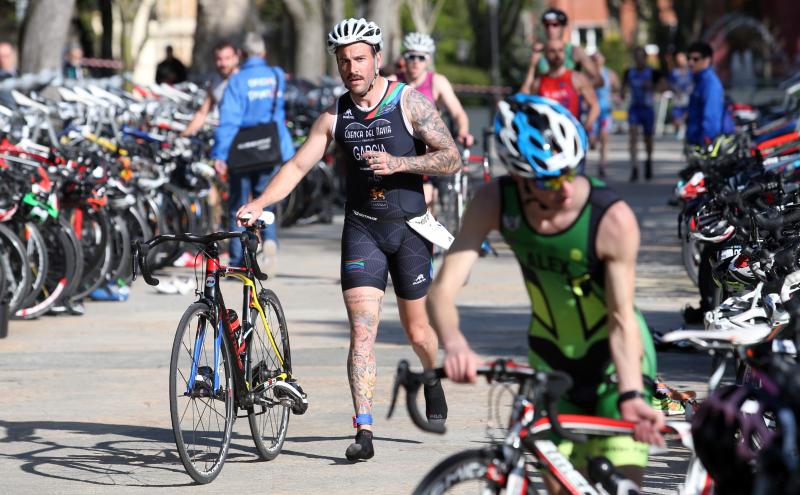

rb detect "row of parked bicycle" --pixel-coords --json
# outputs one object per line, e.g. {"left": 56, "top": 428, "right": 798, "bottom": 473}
{"left": 0, "top": 75, "right": 353, "bottom": 339}
{"left": 660, "top": 76, "right": 800, "bottom": 493}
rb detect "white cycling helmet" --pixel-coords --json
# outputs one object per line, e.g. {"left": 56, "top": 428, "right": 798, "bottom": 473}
{"left": 494, "top": 94, "right": 587, "bottom": 179}
{"left": 403, "top": 32, "right": 436, "bottom": 54}
{"left": 327, "top": 18, "right": 383, "bottom": 55}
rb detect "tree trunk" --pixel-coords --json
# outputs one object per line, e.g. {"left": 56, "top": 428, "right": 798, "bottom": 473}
{"left": 406, "top": 0, "right": 446, "bottom": 34}
{"left": 283, "top": 0, "right": 326, "bottom": 82}
{"left": 192, "top": 0, "right": 257, "bottom": 77}
{"left": 19, "top": 0, "right": 77, "bottom": 74}
{"left": 324, "top": 0, "right": 344, "bottom": 78}
{"left": 99, "top": 0, "right": 113, "bottom": 60}
{"left": 366, "top": 0, "right": 403, "bottom": 71}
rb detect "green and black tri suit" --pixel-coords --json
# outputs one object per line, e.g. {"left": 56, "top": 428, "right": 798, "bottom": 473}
{"left": 498, "top": 175, "right": 657, "bottom": 466}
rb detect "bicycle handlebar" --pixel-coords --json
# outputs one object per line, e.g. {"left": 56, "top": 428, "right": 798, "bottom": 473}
{"left": 131, "top": 212, "right": 275, "bottom": 286}
{"left": 387, "top": 359, "right": 584, "bottom": 442}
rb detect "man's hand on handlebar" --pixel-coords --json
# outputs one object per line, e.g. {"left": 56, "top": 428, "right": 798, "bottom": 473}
{"left": 620, "top": 397, "right": 666, "bottom": 447}
{"left": 442, "top": 342, "right": 481, "bottom": 383}
{"left": 457, "top": 131, "right": 474, "bottom": 148}
{"left": 236, "top": 201, "right": 265, "bottom": 227}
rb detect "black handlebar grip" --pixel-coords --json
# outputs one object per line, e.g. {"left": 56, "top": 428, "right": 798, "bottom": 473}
{"left": 138, "top": 243, "right": 160, "bottom": 286}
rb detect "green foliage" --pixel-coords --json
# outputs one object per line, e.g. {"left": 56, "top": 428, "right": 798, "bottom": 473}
{"left": 398, "top": 0, "right": 535, "bottom": 87}
{"left": 436, "top": 61, "right": 492, "bottom": 86}
{"left": 599, "top": 34, "right": 628, "bottom": 81}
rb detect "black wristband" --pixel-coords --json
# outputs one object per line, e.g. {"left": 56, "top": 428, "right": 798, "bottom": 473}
{"left": 616, "top": 390, "right": 644, "bottom": 410}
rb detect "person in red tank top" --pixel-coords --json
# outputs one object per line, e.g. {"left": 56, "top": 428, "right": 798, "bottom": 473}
{"left": 530, "top": 39, "right": 599, "bottom": 134}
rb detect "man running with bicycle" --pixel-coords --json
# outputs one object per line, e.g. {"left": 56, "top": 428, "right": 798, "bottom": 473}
{"left": 237, "top": 18, "right": 460, "bottom": 461}
{"left": 426, "top": 95, "right": 664, "bottom": 492}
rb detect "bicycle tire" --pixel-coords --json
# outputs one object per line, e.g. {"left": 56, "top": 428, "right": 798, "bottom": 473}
{"left": 55, "top": 217, "right": 84, "bottom": 304}
{"left": 14, "top": 219, "right": 78, "bottom": 319}
{"left": 170, "top": 302, "right": 234, "bottom": 484}
{"left": 71, "top": 207, "right": 114, "bottom": 300}
{"left": 682, "top": 231, "right": 701, "bottom": 287}
{"left": 248, "top": 288, "right": 291, "bottom": 460}
{"left": 0, "top": 242, "right": 9, "bottom": 339}
{"left": 15, "top": 221, "right": 49, "bottom": 310}
{"left": 107, "top": 212, "right": 132, "bottom": 284}
{"left": 0, "top": 222, "right": 32, "bottom": 314}
{"left": 412, "top": 448, "right": 537, "bottom": 495}
{"left": 120, "top": 205, "right": 152, "bottom": 284}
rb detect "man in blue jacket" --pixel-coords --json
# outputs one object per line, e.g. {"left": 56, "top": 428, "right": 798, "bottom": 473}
{"left": 683, "top": 41, "right": 733, "bottom": 325}
{"left": 212, "top": 33, "right": 294, "bottom": 274}
{"left": 685, "top": 41, "right": 726, "bottom": 147}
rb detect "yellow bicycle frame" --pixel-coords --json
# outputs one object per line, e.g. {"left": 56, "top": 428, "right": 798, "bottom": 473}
{"left": 225, "top": 272, "right": 287, "bottom": 380}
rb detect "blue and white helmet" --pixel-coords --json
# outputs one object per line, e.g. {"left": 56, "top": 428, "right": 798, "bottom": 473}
{"left": 494, "top": 94, "right": 588, "bottom": 179}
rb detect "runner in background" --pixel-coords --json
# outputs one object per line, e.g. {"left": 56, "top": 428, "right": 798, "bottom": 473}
{"left": 621, "top": 47, "right": 664, "bottom": 182}
{"left": 394, "top": 32, "right": 474, "bottom": 215}
{"left": 529, "top": 39, "right": 599, "bottom": 135}
{"left": 590, "top": 50, "right": 620, "bottom": 178}
{"left": 520, "top": 7, "right": 601, "bottom": 92}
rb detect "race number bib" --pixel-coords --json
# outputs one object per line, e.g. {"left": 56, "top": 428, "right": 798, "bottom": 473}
{"left": 406, "top": 211, "right": 454, "bottom": 250}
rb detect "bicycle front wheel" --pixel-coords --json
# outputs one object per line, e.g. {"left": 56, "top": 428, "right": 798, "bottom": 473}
{"left": 413, "top": 448, "right": 537, "bottom": 495}
{"left": 170, "top": 302, "right": 234, "bottom": 484}
{"left": 247, "top": 288, "right": 291, "bottom": 460}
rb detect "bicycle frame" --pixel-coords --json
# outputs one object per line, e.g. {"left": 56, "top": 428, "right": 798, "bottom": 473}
{"left": 183, "top": 241, "right": 287, "bottom": 410}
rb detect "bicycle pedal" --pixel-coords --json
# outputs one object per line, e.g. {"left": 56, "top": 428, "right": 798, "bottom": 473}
{"left": 273, "top": 380, "right": 308, "bottom": 415}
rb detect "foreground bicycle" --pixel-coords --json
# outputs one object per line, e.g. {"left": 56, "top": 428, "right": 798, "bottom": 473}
{"left": 389, "top": 359, "right": 709, "bottom": 495}
{"left": 132, "top": 211, "right": 308, "bottom": 484}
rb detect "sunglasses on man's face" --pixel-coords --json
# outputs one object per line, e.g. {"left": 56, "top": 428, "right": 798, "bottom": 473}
{"left": 404, "top": 53, "right": 429, "bottom": 62}
{"left": 534, "top": 170, "right": 577, "bottom": 191}
{"left": 688, "top": 55, "right": 705, "bottom": 62}
{"left": 544, "top": 22, "right": 562, "bottom": 28}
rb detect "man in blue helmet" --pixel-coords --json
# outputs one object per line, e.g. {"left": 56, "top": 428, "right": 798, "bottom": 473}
{"left": 426, "top": 95, "right": 665, "bottom": 492}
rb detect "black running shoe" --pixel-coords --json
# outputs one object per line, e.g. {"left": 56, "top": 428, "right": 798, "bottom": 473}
{"left": 424, "top": 379, "right": 448, "bottom": 425}
{"left": 629, "top": 167, "right": 639, "bottom": 182}
{"left": 345, "top": 429, "right": 374, "bottom": 461}
{"left": 682, "top": 305, "right": 705, "bottom": 325}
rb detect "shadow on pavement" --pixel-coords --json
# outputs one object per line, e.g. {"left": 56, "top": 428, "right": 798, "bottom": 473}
{"left": 0, "top": 419, "right": 342, "bottom": 486}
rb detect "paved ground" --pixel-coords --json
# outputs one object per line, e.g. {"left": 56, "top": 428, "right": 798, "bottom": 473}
{"left": 0, "top": 134, "right": 711, "bottom": 494}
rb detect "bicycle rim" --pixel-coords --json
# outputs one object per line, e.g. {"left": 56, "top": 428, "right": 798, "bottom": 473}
{"left": 248, "top": 289, "right": 291, "bottom": 460}
{"left": 170, "top": 302, "right": 234, "bottom": 484}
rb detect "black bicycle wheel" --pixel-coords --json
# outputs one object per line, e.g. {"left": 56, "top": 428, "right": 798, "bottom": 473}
{"left": 0, "top": 222, "right": 32, "bottom": 314}
{"left": 15, "top": 221, "right": 48, "bottom": 310}
{"left": 248, "top": 288, "right": 291, "bottom": 460}
{"left": 107, "top": 212, "right": 132, "bottom": 284}
{"left": 170, "top": 302, "right": 234, "bottom": 484}
{"left": 413, "top": 448, "right": 537, "bottom": 495}
{"left": 682, "top": 231, "right": 701, "bottom": 287}
{"left": 70, "top": 207, "right": 114, "bottom": 300}
{"left": 0, "top": 242, "right": 9, "bottom": 339}
{"left": 55, "top": 217, "right": 84, "bottom": 304}
{"left": 437, "top": 176, "right": 461, "bottom": 236}
{"left": 14, "top": 219, "right": 78, "bottom": 319}
{"left": 120, "top": 205, "right": 152, "bottom": 285}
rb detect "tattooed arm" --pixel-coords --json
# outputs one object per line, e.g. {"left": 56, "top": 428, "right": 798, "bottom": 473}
{"left": 362, "top": 88, "right": 461, "bottom": 177}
